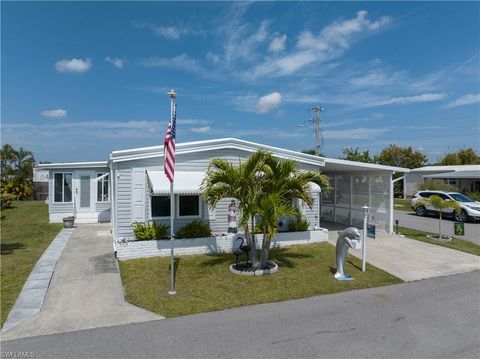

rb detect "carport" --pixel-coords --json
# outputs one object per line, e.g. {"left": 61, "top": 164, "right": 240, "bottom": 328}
{"left": 320, "top": 158, "right": 409, "bottom": 233}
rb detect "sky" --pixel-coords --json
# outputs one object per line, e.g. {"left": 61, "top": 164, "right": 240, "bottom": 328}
{"left": 2, "top": 1, "right": 479, "bottom": 163}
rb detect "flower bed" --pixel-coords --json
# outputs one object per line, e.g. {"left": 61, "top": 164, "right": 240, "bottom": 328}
{"left": 116, "top": 228, "right": 329, "bottom": 261}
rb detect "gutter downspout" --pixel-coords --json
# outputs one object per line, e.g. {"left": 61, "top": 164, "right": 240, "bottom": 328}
{"left": 109, "top": 155, "right": 116, "bottom": 255}
{"left": 389, "top": 173, "right": 395, "bottom": 234}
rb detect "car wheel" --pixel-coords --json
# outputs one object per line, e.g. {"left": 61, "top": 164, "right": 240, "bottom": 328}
{"left": 454, "top": 210, "right": 468, "bottom": 223}
{"left": 415, "top": 206, "right": 426, "bottom": 217}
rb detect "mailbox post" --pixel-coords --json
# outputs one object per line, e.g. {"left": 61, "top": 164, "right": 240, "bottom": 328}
{"left": 362, "top": 205, "right": 369, "bottom": 272}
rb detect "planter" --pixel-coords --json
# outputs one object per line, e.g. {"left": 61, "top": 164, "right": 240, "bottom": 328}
{"left": 427, "top": 234, "right": 452, "bottom": 241}
{"left": 62, "top": 216, "right": 75, "bottom": 228}
{"left": 229, "top": 261, "right": 278, "bottom": 276}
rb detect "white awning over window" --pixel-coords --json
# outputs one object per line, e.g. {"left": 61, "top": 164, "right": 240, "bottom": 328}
{"left": 146, "top": 170, "right": 205, "bottom": 195}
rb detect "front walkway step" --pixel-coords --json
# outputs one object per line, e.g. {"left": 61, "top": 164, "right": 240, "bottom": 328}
{"left": 2, "top": 228, "right": 75, "bottom": 332}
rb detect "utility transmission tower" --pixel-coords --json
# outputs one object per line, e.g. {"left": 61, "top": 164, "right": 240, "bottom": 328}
{"left": 310, "top": 106, "right": 325, "bottom": 154}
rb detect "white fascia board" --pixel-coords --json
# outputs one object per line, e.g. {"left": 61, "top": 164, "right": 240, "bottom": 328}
{"left": 324, "top": 158, "right": 410, "bottom": 173}
{"left": 37, "top": 161, "right": 108, "bottom": 169}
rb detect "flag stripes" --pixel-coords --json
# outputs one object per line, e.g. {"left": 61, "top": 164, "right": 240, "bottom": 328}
{"left": 164, "top": 103, "right": 176, "bottom": 183}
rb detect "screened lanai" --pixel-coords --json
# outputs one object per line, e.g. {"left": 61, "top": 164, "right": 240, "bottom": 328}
{"left": 320, "top": 158, "right": 409, "bottom": 233}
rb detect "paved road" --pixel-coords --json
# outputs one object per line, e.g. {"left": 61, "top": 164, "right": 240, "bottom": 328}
{"left": 394, "top": 210, "right": 480, "bottom": 245}
{"left": 2, "top": 271, "right": 479, "bottom": 359}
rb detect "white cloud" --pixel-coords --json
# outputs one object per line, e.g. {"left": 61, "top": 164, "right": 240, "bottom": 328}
{"left": 223, "top": 20, "right": 270, "bottom": 64}
{"left": 105, "top": 57, "right": 125, "bottom": 69}
{"left": 257, "top": 92, "right": 282, "bottom": 113}
{"left": 206, "top": 52, "right": 220, "bottom": 64}
{"left": 323, "top": 127, "right": 390, "bottom": 139}
{"left": 55, "top": 58, "right": 92, "bottom": 73}
{"left": 249, "top": 11, "right": 391, "bottom": 79}
{"left": 445, "top": 94, "right": 480, "bottom": 108}
{"left": 133, "top": 21, "right": 190, "bottom": 39}
{"left": 153, "top": 26, "right": 186, "bottom": 39}
{"left": 190, "top": 126, "right": 211, "bottom": 133}
{"left": 269, "top": 34, "right": 287, "bottom": 52}
{"left": 138, "top": 54, "right": 215, "bottom": 79}
{"left": 361, "top": 93, "right": 446, "bottom": 108}
{"left": 349, "top": 69, "right": 404, "bottom": 87}
{"left": 40, "top": 109, "right": 67, "bottom": 118}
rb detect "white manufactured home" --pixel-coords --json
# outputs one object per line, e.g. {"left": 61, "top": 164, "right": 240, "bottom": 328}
{"left": 38, "top": 138, "right": 409, "bottom": 247}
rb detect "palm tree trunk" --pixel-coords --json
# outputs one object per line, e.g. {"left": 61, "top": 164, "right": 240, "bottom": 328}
{"left": 438, "top": 212, "right": 442, "bottom": 238}
{"left": 260, "top": 234, "right": 271, "bottom": 269}
{"left": 244, "top": 222, "right": 258, "bottom": 269}
{"left": 250, "top": 216, "right": 258, "bottom": 269}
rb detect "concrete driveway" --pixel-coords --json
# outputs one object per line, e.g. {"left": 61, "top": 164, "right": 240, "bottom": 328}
{"left": 326, "top": 225, "right": 480, "bottom": 282}
{"left": 2, "top": 224, "right": 162, "bottom": 340}
{"left": 394, "top": 210, "right": 480, "bottom": 245}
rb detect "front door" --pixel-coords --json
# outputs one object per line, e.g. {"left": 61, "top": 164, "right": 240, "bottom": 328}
{"left": 75, "top": 171, "right": 95, "bottom": 213}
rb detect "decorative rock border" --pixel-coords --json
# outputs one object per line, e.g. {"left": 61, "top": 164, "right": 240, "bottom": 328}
{"left": 229, "top": 261, "right": 279, "bottom": 276}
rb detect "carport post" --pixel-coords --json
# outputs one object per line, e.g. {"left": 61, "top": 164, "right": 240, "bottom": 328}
{"left": 362, "top": 205, "right": 369, "bottom": 272}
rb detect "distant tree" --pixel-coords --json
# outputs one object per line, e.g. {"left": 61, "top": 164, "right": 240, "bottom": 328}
{"left": 437, "top": 148, "right": 480, "bottom": 165}
{"left": 414, "top": 195, "right": 461, "bottom": 238}
{"left": 341, "top": 147, "right": 374, "bottom": 163}
{"left": 0, "top": 144, "right": 35, "bottom": 200}
{"left": 375, "top": 145, "right": 428, "bottom": 169}
{"left": 302, "top": 149, "right": 324, "bottom": 157}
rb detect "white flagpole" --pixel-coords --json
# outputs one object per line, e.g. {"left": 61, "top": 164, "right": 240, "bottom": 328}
{"left": 168, "top": 90, "right": 176, "bottom": 295}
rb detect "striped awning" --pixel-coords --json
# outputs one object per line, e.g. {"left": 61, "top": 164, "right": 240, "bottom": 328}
{"left": 146, "top": 170, "right": 205, "bottom": 195}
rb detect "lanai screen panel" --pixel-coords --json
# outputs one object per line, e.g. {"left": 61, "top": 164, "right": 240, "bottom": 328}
{"left": 321, "top": 172, "right": 392, "bottom": 232}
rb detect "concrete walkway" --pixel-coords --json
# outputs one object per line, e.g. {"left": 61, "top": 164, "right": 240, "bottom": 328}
{"left": 2, "top": 228, "right": 75, "bottom": 332}
{"left": 327, "top": 228, "right": 480, "bottom": 281}
{"left": 2, "top": 224, "right": 162, "bottom": 340}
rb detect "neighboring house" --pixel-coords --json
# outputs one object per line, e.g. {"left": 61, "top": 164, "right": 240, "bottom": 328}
{"left": 38, "top": 138, "right": 409, "bottom": 249}
{"left": 32, "top": 167, "right": 49, "bottom": 200}
{"left": 404, "top": 165, "right": 480, "bottom": 198}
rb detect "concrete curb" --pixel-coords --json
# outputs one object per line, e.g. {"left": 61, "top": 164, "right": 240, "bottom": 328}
{"left": 2, "top": 228, "right": 75, "bottom": 332}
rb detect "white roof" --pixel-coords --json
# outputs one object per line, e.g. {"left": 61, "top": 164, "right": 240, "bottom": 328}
{"left": 147, "top": 170, "right": 205, "bottom": 194}
{"left": 37, "top": 161, "right": 108, "bottom": 169}
{"left": 423, "top": 170, "right": 480, "bottom": 179}
{"left": 411, "top": 165, "right": 480, "bottom": 173}
{"left": 323, "top": 158, "right": 409, "bottom": 173}
{"left": 111, "top": 138, "right": 326, "bottom": 167}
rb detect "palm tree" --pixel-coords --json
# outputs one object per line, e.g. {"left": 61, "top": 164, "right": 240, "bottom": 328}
{"left": 256, "top": 156, "right": 331, "bottom": 268}
{"left": 201, "top": 150, "right": 271, "bottom": 268}
{"left": 415, "top": 195, "right": 461, "bottom": 239}
{"left": 0, "top": 144, "right": 16, "bottom": 181}
{"left": 201, "top": 150, "right": 331, "bottom": 270}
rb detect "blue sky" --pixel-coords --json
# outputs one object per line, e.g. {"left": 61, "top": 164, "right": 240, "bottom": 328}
{"left": 2, "top": 1, "right": 479, "bottom": 163}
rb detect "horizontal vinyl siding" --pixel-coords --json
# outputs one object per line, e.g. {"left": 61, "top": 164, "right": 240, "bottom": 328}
{"left": 95, "top": 202, "right": 111, "bottom": 212}
{"left": 303, "top": 194, "right": 320, "bottom": 229}
{"left": 209, "top": 197, "right": 236, "bottom": 233}
{"left": 116, "top": 168, "right": 133, "bottom": 237}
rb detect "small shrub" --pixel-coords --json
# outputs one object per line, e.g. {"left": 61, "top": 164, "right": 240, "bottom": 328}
{"left": 288, "top": 215, "right": 310, "bottom": 232}
{"left": 133, "top": 222, "right": 168, "bottom": 240}
{"left": 417, "top": 179, "right": 458, "bottom": 192}
{"left": 176, "top": 220, "right": 212, "bottom": 239}
{"left": 0, "top": 193, "right": 15, "bottom": 209}
{"left": 465, "top": 191, "right": 480, "bottom": 202}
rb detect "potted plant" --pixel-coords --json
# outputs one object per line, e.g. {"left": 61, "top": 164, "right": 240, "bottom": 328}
{"left": 62, "top": 216, "right": 75, "bottom": 228}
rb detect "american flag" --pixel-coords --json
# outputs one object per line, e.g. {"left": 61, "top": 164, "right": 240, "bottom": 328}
{"left": 164, "top": 104, "right": 176, "bottom": 183}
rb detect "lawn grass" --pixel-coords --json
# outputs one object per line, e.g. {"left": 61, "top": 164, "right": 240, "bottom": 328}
{"left": 0, "top": 201, "right": 63, "bottom": 327}
{"left": 398, "top": 226, "right": 480, "bottom": 256}
{"left": 119, "top": 243, "right": 403, "bottom": 318}
{"left": 394, "top": 198, "right": 412, "bottom": 212}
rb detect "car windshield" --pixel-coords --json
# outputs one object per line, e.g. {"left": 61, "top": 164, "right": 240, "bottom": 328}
{"left": 448, "top": 193, "right": 473, "bottom": 202}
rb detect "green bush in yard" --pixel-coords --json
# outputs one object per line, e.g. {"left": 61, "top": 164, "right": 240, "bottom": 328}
{"left": 465, "top": 191, "right": 480, "bottom": 202}
{"left": 176, "top": 220, "right": 212, "bottom": 239}
{"left": 288, "top": 215, "right": 310, "bottom": 232}
{"left": 417, "top": 179, "right": 458, "bottom": 192}
{"left": 133, "top": 222, "right": 168, "bottom": 240}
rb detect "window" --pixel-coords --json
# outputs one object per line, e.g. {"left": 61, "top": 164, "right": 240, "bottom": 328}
{"left": 97, "top": 173, "right": 109, "bottom": 202}
{"left": 54, "top": 173, "right": 72, "bottom": 202}
{"left": 178, "top": 195, "right": 200, "bottom": 217}
{"left": 152, "top": 196, "right": 170, "bottom": 217}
